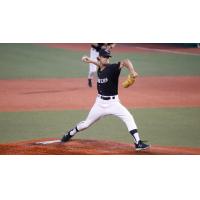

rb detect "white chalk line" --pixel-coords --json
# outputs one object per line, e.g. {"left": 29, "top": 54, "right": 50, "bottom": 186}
{"left": 135, "top": 47, "right": 200, "bottom": 56}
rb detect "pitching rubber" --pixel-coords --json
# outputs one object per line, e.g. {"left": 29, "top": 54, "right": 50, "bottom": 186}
{"left": 34, "top": 140, "right": 61, "bottom": 145}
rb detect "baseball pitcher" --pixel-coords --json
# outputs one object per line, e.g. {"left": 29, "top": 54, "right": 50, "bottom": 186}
{"left": 62, "top": 49, "right": 150, "bottom": 151}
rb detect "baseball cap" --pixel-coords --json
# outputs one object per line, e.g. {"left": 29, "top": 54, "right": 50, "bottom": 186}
{"left": 99, "top": 49, "right": 112, "bottom": 58}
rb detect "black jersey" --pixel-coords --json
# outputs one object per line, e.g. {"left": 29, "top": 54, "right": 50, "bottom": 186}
{"left": 97, "top": 62, "right": 121, "bottom": 96}
{"left": 91, "top": 43, "right": 105, "bottom": 52}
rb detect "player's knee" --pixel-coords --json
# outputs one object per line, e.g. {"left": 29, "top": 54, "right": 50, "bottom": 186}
{"left": 125, "top": 113, "right": 134, "bottom": 122}
{"left": 91, "top": 70, "right": 97, "bottom": 74}
{"left": 88, "top": 71, "right": 96, "bottom": 78}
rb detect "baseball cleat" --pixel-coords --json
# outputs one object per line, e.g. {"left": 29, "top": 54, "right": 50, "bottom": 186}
{"left": 88, "top": 79, "right": 92, "bottom": 87}
{"left": 61, "top": 131, "right": 74, "bottom": 142}
{"left": 135, "top": 140, "right": 150, "bottom": 151}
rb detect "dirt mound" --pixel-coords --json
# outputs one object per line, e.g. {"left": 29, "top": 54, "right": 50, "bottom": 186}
{"left": 0, "top": 139, "right": 200, "bottom": 155}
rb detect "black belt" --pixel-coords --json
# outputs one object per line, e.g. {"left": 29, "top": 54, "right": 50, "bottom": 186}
{"left": 99, "top": 95, "right": 115, "bottom": 100}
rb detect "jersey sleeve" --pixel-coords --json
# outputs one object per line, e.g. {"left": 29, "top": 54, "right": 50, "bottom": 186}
{"left": 111, "top": 62, "right": 121, "bottom": 72}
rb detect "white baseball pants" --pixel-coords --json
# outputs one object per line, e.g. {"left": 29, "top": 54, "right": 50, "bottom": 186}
{"left": 77, "top": 95, "right": 138, "bottom": 132}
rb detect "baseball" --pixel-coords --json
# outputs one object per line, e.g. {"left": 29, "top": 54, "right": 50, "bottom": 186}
{"left": 81, "top": 56, "right": 88, "bottom": 62}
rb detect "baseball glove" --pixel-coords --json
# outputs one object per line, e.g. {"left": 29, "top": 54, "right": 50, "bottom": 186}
{"left": 122, "top": 74, "right": 136, "bottom": 88}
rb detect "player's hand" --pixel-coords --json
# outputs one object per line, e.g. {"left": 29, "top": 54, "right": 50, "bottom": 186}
{"left": 132, "top": 71, "right": 138, "bottom": 77}
{"left": 81, "top": 56, "right": 90, "bottom": 63}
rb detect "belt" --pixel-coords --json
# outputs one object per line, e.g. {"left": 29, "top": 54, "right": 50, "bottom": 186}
{"left": 99, "top": 95, "right": 116, "bottom": 100}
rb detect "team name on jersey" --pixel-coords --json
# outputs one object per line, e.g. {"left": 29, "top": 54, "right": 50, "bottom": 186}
{"left": 97, "top": 78, "right": 108, "bottom": 84}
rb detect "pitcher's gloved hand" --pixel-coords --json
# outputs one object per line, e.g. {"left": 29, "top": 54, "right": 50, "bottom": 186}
{"left": 122, "top": 74, "right": 136, "bottom": 88}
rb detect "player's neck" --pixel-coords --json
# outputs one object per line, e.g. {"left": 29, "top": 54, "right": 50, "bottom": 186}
{"left": 99, "top": 63, "right": 107, "bottom": 71}
{"left": 99, "top": 66, "right": 106, "bottom": 71}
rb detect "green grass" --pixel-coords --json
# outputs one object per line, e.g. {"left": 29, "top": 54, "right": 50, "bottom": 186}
{"left": 0, "top": 108, "right": 200, "bottom": 147}
{"left": 0, "top": 44, "right": 200, "bottom": 79}
{"left": 0, "top": 44, "right": 88, "bottom": 79}
{"left": 113, "top": 52, "right": 200, "bottom": 76}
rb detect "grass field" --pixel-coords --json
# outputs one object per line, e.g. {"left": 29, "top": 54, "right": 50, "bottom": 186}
{"left": 0, "top": 108, "right": 200, "bottom": 147}
{"left": 1, "top": 44, "right": 200, "bottom": 79}
{"left": 0, "top": 44, "right": 200, "bottom": 148}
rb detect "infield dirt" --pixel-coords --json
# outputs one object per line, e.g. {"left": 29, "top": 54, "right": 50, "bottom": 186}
{"left": 1, "top": 139, "right": 200, "bottom": 155}
{"left": 1, "top": 76, "right": 200, "bottom": 112}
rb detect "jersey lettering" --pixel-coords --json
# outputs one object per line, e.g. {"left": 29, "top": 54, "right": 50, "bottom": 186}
{"left": 97, "top": 78, "right": 108, "bottom": 84}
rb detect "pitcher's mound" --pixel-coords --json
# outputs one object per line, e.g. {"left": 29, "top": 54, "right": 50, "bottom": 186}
{"left": 0, "top": 139, "right": 200, "bottom": 155}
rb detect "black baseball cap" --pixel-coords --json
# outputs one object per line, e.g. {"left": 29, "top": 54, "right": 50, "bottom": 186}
{"left": 99, "top": 49, "right": 112, "bottom": 58}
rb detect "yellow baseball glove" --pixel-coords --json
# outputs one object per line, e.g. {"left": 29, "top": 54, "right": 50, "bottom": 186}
{"left": 122, "top": 74, "right": 136, "bottom": 88}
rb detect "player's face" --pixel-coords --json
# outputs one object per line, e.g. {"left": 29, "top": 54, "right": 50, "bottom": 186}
{"left": 99, "top": 56, "right": 109, "bottom": 65}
